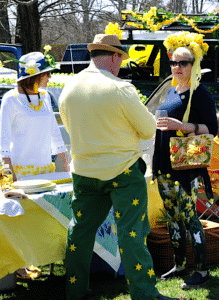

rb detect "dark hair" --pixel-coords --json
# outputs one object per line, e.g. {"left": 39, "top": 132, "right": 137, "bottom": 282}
{"left": 90, "top": 50, "right": 122, "bottom": 58}
{"left": 18, "top": 73, "right": 42, "bottom": 90}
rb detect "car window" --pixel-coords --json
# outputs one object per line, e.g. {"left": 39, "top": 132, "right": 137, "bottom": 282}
{"left": 48, "top": 91, "right": 59, "bottom": 112}
{"left": 146, "top": 75, "right": 172, "bottom": 114}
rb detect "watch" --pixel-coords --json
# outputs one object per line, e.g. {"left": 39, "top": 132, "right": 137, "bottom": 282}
{"left": 192, "top": 123, "right": 199, "bottom": 135}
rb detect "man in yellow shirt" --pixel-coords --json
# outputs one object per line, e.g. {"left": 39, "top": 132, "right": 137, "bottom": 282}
{"left": 59, "top": 34, "right": 179, "bottom": 300}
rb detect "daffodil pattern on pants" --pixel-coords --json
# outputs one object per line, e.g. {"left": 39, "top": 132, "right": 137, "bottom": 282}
{"left": 66, "top": 158, "right": 159, "bottom": 300}
{"left": 157, "top": 175, "right": 207, "bottom": 270}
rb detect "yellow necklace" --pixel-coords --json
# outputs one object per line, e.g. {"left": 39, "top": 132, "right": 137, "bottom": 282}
{"left": 22, "top": 87, "right": 44, "bottom": 111}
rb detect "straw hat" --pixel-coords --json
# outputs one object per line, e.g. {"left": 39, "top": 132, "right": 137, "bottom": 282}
{"left": 17, "top": 52, "right": 60, "bottom": 82}
{"left": 88, "top": 34, "right": 129, "bottom": 60}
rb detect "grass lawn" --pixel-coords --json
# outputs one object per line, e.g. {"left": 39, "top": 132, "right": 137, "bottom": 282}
{"left": 1, "top": 261, "right": 219, "bottom": 300}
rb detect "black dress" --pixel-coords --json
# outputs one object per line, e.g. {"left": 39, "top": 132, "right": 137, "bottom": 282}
{"left": 152, "top": 83, "right": 218, "bottom": 199}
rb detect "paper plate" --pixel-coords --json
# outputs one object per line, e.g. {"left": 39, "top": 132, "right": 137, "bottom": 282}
{"left": 21, "top": 182, "right": 57, "bottom": 194}
{"left": 12, "top": 179, "right": 52, "bottom": 189}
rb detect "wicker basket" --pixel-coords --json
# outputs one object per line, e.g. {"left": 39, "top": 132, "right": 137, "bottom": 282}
{"left": 147, "top": 220, "right": 219, "bottom": 273}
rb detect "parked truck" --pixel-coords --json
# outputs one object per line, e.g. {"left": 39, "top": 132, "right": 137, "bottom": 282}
{"left": 59, "top": 21, "right": 219, "bottom": 103}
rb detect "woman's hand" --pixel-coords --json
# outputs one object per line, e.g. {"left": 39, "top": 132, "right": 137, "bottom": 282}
{"left": 156, "top": 117, "right": 184, "bottom": 131}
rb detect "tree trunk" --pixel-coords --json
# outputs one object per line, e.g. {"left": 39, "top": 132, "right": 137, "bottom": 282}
{"left": 0, "top": 2, "right": 11, "bottom": 43}
{"left": 15, "top": 0, "right": 41, "bottom": 54}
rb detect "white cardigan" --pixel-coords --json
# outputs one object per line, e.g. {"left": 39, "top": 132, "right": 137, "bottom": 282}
{"left": 0, "top": 88, "right": 66, "bottom": 169}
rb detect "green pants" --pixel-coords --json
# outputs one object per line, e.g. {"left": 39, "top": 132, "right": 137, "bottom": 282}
{"left": 157, "top": 175, "right": 207, "bottom": 271}
{"left": 66, "top": 158, "right": 159, "bottom": 300}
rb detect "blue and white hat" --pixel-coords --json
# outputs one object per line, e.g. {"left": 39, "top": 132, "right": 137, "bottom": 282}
{"left": 17, "top": 51, "right": 60, "bottom": 82}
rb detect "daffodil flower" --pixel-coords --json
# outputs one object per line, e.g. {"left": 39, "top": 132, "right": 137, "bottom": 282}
{"left": 24, "top": 60, "right": 40, "bottom": 75}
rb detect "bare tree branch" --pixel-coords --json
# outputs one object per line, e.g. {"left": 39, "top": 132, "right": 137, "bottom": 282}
{"left": 12, "top": 0, "right": 38, "bottom": 6}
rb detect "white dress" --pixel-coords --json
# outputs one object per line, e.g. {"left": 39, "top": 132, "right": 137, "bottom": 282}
{"left": 0, "top": 88, "right": 66, "bottom": 178}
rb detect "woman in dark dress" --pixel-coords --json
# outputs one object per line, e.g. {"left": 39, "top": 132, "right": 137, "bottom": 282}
{"left": 152, "top": 32, "right": 218, "bottom": 289}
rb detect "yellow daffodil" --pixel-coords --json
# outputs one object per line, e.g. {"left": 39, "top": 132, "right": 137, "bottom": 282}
{"left": 0, "top": 61, "right": 3, "bottom": 68}
{"left": 44, "top": 45, "right": 52, "bottom": 52}
{"left": 186, "top": 202, "right": 193, "bottom": 210}
{"left": 164, "top": 199, "right": 173, "bottom": 209}
{"left": 105, "top": 22, "right": 123, "bottom": 40}
{"left": 189, "top": 210, "right": 194, "bottom": 217}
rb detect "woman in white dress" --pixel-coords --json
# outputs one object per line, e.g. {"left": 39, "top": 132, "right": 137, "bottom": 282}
{"left": 0, "top": 50, "right": 69, "bottom": 181}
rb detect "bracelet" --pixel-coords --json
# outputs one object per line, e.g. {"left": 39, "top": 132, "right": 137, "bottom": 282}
{"left": 192, "top": 123, "right": 199, "bottom": 135}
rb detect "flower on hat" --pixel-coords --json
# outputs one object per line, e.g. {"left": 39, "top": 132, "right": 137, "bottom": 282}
{"left": 24, "top": 59, "right": 41, "bottom": 75}
{"left": 43, "top": 45, "right": 52, "bottom": 56}
{"left": 163, "top": 31, "right": 208, "bottom": 60}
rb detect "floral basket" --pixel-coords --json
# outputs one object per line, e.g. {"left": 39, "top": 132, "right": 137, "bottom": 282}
{"left": 170, "top": 134, "right": 214, "bottom": 170}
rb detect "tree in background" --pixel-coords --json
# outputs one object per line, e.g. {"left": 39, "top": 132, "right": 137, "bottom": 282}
{"left": 166, "top": 0, "right": 187, "bottom": 13}
{"left": 15, "top": 0, "right": 41, "bottom": 53}
{"left": 0, "top": 0, "right": 11, "bottom": 43}
{"left": 3, "top": 0, "right": 219, "bottom": 58}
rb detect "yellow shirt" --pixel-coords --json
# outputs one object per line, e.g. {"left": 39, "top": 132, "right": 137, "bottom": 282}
{"left": 59, "top": 68, "right": 156, "bottom": 180}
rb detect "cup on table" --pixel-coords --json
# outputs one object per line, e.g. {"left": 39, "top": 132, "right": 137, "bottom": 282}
{"left": 155, "top": 110, "right": 168, "bottom": 131}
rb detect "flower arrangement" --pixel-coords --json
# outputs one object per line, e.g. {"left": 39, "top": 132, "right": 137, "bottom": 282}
{"left": 163, "top": 31, "right": 209, "bottom": 58}
{"left": 104, "top": 22, "right": 123, "bottom": 39}
{"left": 121, "top": 7, "right": 219, "bottom": 34}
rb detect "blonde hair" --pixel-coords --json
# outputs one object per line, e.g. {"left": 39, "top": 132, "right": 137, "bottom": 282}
{"left": 172, "top": 47, "right": 195, "bottom": 64}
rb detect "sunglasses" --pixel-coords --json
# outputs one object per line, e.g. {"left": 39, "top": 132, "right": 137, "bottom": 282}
{"left": 169, "top": 60, "right": 192, "bottom": 68}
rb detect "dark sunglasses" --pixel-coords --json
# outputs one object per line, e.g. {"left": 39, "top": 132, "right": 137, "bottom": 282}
{"left": 169, "top": 60, "right": 192, "bottom": 68}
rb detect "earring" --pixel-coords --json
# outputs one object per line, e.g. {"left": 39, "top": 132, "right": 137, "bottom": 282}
{"left": 172, "top": 77, "right": 177, "bottom": 87}
{"left": 188, "top": 79, "right": 191, "bottom": 87}
{"left": 33, "top": 82, "right": 39, "bottom": 93}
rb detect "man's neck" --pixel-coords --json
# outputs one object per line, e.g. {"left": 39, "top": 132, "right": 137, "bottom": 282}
{"left": 88, "top": 60, "right": 111, "bottom": 73}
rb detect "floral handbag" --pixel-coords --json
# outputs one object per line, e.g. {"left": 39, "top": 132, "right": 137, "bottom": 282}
{"left": 170, "top": 134, "right": 214, "bottom": 170}
{"left": 169, "top": 90, "right": 214, "bottom": 170}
